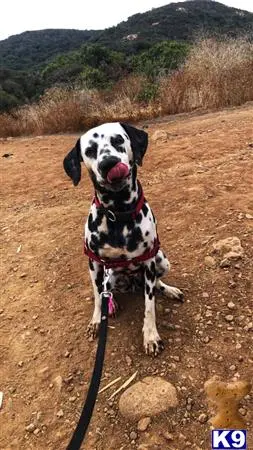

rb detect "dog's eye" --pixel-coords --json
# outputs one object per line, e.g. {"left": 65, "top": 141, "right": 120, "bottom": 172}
{"left": 111, "top": 135, "right": 124, "bottom": 146}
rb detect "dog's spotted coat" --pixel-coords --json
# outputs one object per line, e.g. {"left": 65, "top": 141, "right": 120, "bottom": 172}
{"left": 63, "top": 122, "right": 183, "bottom": 355}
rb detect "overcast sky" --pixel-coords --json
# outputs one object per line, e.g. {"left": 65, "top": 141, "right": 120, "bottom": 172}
{"left": 0, "top": 0, "right": 252, "bottom": 41}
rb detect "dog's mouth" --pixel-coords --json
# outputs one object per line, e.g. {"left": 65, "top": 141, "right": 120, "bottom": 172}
{"left": 103, "top": 162, "right": 130, "bottom": 191}
{"left": 107, "top": 162, "right": 130, "bottom": 184}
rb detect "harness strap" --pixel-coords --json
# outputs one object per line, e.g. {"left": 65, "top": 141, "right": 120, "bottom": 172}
{"left": 84, "top": 238, "right": 160, "bottom": 269}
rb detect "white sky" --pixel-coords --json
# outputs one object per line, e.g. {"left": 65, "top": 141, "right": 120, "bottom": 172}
{"left": 0, "top": 0, "right": 252, "bottom": 41}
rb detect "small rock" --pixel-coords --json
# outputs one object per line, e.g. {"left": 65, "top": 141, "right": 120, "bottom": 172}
{"left": 225, "top": 315, "right": 234, "bottom": 322}
{"left": 64, "top": 350, "right": 70, "bottom": 358}
{"left": 119, "top": 377, "right": 178, "bottom": 420}
{"left": 125, "top": 355, "right": 132, "bottom": 366}
{"left": 227, "top": 301, "right": 235, "bottom": 309}
{"left": 137, "top": 417, "right": 151, "bottom": 432}
{"left": 204, "top": 256, "right": 216, "bottom": 268}
{"left": 25, "top": 423, "right": 35, "bottom": 432}
{"left": 245, "top": 213, "right": 253, "bottom": 219}
{"left": 36, "top": 411, "right": 42, "bottom": 422}
{"left": 129, "top": 431, "right": 138, "bottom": 440}
{"left": 18, "top": 361, "right": 23, "bottom": 367}
{"left": 56, "top": 409, "right": 64, "bottom": 418}
{"left": 235, "top": 343, "right": 242, "bottom": 350}
{"left": 33, "top": 428, "right": 40, "bottom": 436}
{"left": 20, "top": 273, "right": 27, "bottom": 278}
{"left": 202, "top": 292, "right": 209, "bottom": 298}
{"left": 229, "top": 365, "right": 236, "bottom": 371}
{"left": 245, "top": 322, "right": 252, "bottom": 331}
{"left": 213, "top": 237, "right": 244, "bottom": 265}
{"left": 198, "top": 413, "right": 208, "bottom": 423}
{"left": 151, "top": 130, "right": 168, "bottom": 143}
{"left": 238, "top": 407, "right": 247, "bottom": 416}
{"left": 220, "top": 258, "right": 231, "bottom": 268}
{"left": 54, "top": 375, "right": 63, "bottom": 392}
{"left": 163, "top": 431, "right": 174, "bottom": 441}
{"left": 69, "top": 396, "right": 76, "bottom": 402}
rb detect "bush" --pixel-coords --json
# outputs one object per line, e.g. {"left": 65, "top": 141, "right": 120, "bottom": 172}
{"left": 132, "top": 40, "right": 190, "bottom": 78}
{"left": 0, "top": 90, "right": 20, "bottom": 112}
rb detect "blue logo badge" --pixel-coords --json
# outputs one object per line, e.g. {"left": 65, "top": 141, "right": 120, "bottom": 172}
{"left": 212, "top": 430, "right": 247, "bottom": 449}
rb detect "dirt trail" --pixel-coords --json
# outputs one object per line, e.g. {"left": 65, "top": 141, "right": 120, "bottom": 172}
{"left": 0, "top": 105, "right": 252, "bottom": 449}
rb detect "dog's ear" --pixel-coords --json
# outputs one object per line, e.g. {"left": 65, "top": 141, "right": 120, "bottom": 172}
{"left": 63, "top": 139, "right": 83, "bottom": 186}
{"left": 120, "top": 123, "right": 148, "bottom": 166}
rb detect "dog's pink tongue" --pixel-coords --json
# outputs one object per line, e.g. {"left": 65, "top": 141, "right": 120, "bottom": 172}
{"left": 107, "top": 162, "right": 129, "bottom": 183}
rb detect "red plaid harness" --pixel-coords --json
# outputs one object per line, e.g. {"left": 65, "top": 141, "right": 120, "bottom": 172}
{"left": 84, "top": 183, "right": 160, "bottom": 269}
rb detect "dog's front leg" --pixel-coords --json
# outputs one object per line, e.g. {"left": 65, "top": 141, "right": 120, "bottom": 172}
{"left": 143, "top": 258, "right": 164, "bottom": 356}
{"left": 86, "top": 259, "right": 104, "bottom": 340}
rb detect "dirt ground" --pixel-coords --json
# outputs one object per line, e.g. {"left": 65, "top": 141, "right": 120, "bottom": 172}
{"left": 0, "top": 104, "right": 252, "bottom": 450}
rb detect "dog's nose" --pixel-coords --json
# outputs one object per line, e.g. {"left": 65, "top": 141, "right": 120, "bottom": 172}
{"left": 98, "top": 156, "right": 121, "bottom": 177}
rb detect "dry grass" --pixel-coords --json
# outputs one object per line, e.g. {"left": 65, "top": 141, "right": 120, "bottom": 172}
{"left": 1, "top": 38, "right": 253, "bottom": 138}
{"left": 159, "top": 37, "right": 253, "bottom": 114}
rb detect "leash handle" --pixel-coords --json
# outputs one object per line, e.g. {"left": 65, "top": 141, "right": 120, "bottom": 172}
{"left": 66, "top": 294, "right": 109, "bottom": 450}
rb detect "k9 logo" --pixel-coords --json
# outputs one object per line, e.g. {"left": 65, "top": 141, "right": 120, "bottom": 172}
{"left": 212, "top": 430, "right": 247, "bottom": 449}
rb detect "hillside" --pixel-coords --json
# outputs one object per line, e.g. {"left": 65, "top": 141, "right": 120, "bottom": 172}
{"left": 0, "top": 29, "right": 98, "bottom": 71}
{"left": 0, "top": 0, "right": 253, "bottom": 114}
{"left": 91, "top": 0, "right": 253, "bottom": 53}
{"left": 1, "top": 1, "right": 252, "bottom": 71}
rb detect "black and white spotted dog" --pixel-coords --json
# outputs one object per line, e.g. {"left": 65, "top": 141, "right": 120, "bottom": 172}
{"left": 63, "top": 122, "right": 183, "bottom": 356}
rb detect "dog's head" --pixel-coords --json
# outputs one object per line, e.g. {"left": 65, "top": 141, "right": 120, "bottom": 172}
{"left": 63, "top": 122, "right": 148, "bottom": 192}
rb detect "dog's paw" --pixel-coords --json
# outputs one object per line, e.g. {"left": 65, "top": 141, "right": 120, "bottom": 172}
{"left": 143, "top": 328, "right": 165, "bottom": 356}
{"left": 86, "top": 321, "right": 100, "bottom": 341}
{"left": 159, "top": 283, "right": 184, "bottom": 303}
{"left": 170, "top": 287, "right": 184, "bottom": 303}
{"left": 144, "top": 338, "right": 165, "bottom": 356}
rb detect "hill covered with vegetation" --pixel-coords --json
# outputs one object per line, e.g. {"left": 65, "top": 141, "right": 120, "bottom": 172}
{"left": 0, "top": 29, "right": 98, "bottom": 71}
{"left": 0, "top": 0, "right": 252, "bottom": 113}
{"left": 91, "top": 0, "right": 253, "bottom": 53}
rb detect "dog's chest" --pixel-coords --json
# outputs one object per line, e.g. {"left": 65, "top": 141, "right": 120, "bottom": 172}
{"left": 85, "top": 202, "right": 157, "bottom": 259}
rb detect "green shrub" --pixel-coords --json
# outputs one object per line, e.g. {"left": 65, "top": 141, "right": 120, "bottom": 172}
{"left": 0, "top": 90, "right": 20, "bottom": 112}
{"left": 137, "top": 82, "right": 159, "bottom": 103}
{"left": 132, "top": 40, "right": 190, "bottom": 78}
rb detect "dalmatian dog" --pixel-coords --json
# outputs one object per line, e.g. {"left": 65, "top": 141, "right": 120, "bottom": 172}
{"left": 63, "top": 122, "right": 183, "bottom": 356}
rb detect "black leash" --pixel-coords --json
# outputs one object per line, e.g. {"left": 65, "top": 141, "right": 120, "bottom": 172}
{"left": 66, "top": 293, "right": 109, "bottom": 450}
